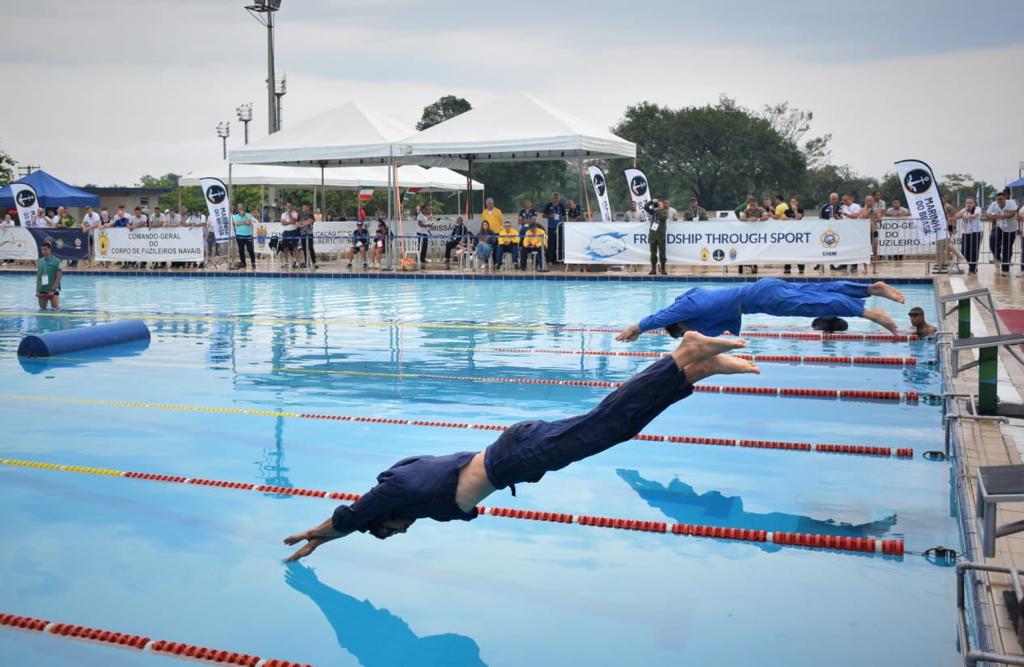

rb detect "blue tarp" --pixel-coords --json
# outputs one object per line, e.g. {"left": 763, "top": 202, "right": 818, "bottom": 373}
{"left": 1007, "top": 176, "right": 1024, "bottom": 189}
{"left": 0, "top": 170, "right": 99, "bottom": 209}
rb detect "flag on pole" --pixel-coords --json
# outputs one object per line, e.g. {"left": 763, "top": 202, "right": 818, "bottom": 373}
{"left": 358, "top": 187, "right": 374, "bottom": 202}
{"left": 10, "top": 183, "right": 39, "bottom": 227}
{"left": 199, "top": 177, "right": 233, "bottom": 242}
{"left": 402, "top": 187, "right": 422, "bottom": 200}
{"left": 623, "top": 168, "right": 652, "bottom": 223}
{"left": 894, "top": 159, "right": 948, "bottom": 244}
{"left": 587, "top": 166, "right": 613, "bottom": 222}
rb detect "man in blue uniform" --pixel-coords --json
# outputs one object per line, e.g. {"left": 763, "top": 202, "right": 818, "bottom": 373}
{"left": 615, "top": 278, "right": 904, "bottom": 342}
{"left": 283, "top": 331, "right": 758, "bottom": 561}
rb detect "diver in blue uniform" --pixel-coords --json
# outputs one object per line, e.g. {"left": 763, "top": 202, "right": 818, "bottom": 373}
{"left": 283, "top": 331, "right": 759, "bottom": 562}
{"left": 615, "top": 278, "right": 904, "bottom": 341}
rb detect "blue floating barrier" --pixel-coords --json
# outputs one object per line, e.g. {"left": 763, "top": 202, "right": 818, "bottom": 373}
{"left": 17, "top": 320, "right": 151, "bottom": 358}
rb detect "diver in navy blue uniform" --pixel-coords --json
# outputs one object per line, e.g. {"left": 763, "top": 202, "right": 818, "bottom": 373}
{"left": 615, "top": 278, "right": 905, "bottom": 342}
{"left": 283, "top": 331, "right": 759, "bottom": 562}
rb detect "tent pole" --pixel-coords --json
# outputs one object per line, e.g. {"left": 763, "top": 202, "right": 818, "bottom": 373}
{"left": 227, "top": 162, "right": 236, "bottom": 268}
{"left": 320, "top": 163, "right": 325, "bottom": 218}
{"left": 394, "top": 162, "right": 403, "bottom": 237}
{"left": 580, "top": 161, "right": 593, "bottom": 221}
{"left": 576, "top": 158, "right": 585, "bottom": 216}
{"left": 260, "top": 185, "right": 264, "bottom": 222}
{"left": 466, "top": 159, "right": 474, "bottom": 220}
{"left": 386, "top": 155, "right": 393, "bottom": 224}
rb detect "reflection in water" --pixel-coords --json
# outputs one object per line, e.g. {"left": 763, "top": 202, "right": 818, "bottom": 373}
{"left": 254, "top": 415, "right": 293, "bottom": 494}
{"left": 617, "top": 469, "right": 896, "bottom": 553}
{"left": 284, "top": 563, "right": 486, "bottom": 667}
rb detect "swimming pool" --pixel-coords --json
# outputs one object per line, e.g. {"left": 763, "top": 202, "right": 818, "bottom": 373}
{"left": 0, "top": 273, "right": 959, "bottom": 666}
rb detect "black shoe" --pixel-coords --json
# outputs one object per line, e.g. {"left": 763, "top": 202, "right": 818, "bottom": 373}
{"left": 648, "top": 269, "right": 657, "bottom": 275}
{"left": 783, "top": 269, "right": 791, "bottom": 274}
{"left": 660, "top": 266, "right": 667, "bottom": 275}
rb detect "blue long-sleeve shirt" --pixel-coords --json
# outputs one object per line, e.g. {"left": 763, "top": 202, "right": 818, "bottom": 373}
{"left": 331, "top": 452, "right": 479, "bottom": 534}
{"left": 638, "top": 286, "right": 744, "bottom": 336}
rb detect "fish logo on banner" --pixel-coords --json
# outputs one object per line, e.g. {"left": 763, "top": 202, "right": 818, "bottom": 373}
{"left": 11, "top": 183, "right": 39, "bottom": 227}
{"left": 895, "top": 159, "right": 948, "bottom": 243}
{"left": 623, "top": 168, "right": 651, "bottom": 222}
{"left": 587, "top": 166, "right": 613, "bottom": 222}
{"left": 200, "top": 177, "right": 233, "bottom": 242}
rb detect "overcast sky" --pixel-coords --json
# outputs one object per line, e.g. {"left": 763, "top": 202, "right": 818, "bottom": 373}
{"left": 0, "top": 0, "right": 1021, "bottom": 188}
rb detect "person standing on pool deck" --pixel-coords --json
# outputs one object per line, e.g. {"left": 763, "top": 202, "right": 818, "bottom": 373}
{"left": 614, "top": 278, "right": 905, "bottom": 342}
{"left": 283, "top": 332, "right": 758, "bottom": 561}
{"left": 36, "top": 241, "right": 62, "bottom": 310}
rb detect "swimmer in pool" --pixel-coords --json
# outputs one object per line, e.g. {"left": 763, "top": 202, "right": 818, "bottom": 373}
{"left": 615, "top": 278, "right": 905, "bottom": 342}
{"left": 283, "top": 331, "right": 758, "bottom": 561}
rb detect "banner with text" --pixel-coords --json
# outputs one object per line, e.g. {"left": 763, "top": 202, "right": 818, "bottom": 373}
{"left": 623, "top": 168, "right": 651, "bottom": 223}
{"left": 895, "top": 159, "right": 948, "bottom": 244}
{"left": 28, "top": 228, "right": 89, "bottom": 260}
{"left": 0, "top": 226, "right": 41, "bottom": 260}
{"left": 11, "top": 183, "right": 39, "bottom": 228}
{"left": 588, "top": 166, "right": 613, "bottom": 222}
{"left": 563, "top": 219, "right": 871, "bottom": 265}
{"left": 254, "top": 221, "right": 360, "bottom": 255}
{"left": 92, "top": 228, "right": 205, "bottom": 262}
{"left": 200, "top": 177, "right": 233, "bottom": 241}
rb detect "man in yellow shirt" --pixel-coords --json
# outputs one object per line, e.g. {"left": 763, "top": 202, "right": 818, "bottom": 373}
{"left": 495, "top": 220, "right": 520, "bottom": 269}
{"left": 520, "top": 221, "right": 548, "bottom": 270}
{"left": 481, "top": 198, "right": 503, "bottom": 233}
{"left": 773, "top": 194, "right": 789, "bottom": 219}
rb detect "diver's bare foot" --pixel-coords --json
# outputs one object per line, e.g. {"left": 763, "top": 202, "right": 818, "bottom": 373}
{"left": 685, "top": 354, "right": 760, "bottom": 382}
{"left": 869, "top": 281, "right": 905, "bottom": 304}
{"left": 672, "top": 331, "right": 747, "bottom": 370}
{"left": 863, "top": 307, "right": 899, "bottom": 335}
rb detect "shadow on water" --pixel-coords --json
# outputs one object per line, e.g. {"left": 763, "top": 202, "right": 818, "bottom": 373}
{"left": 16, "top": 338, "right": 151, "bottom": 374}
{"left": 617, "top": 469, "right": 897, "bottom": 553}
{"left": 284, "top": 563, "right": 486, "bottom": 667}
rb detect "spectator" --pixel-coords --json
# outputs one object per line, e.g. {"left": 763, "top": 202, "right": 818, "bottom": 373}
{"left": 885, "top": 198, "right": 910, "bottom": 217}
{"left": 566, "top": 199, "right": 582, "bottom": 222}
{"left": 129, "top": 206, "right": 148, "bottom": 230}
{"left": 518, "top": 199, "right": 538, "bottom": 241}
{"left": 664, "top": 199, "right": 679, "bottom": 221}
{"left": 416, "top": 205, "right": 433, "bottom": 265}
{"left": 819, "top": 192, "right": 842, "bottom": 220}
{"left": 859, "top": 194, "right": 881, "bottom": 274}
{"left": 840, "top": 194, "right": 860, "bottom": 219}
{"left": 57, "top": 206, "right": 75, "bottom": 228}
{"left": 298, "top": 204, "right": 318, "bottom": 269}
{"left": 111, "top": 205, "right": 131, "bottom": 227}
{"left": 645, "top": 199, "right": 669, "bottom": 275}
{"left": 783, "top": 197, "right": 805, "bottom": 275}
{"left": 624, "top": 200, "right": 642, "bottom": 222}
{"left": 36, "top": 241, "right": 62, "bottom": 309}
{"left": 80, "top": 205, "right": 101, "bottom": 268}
{"left": 542, "top": 192, "right": 566, "bottom": 265}
{"left": 874, "top": 191, "right": 886, "bottom": 211}
{"left": 314, "top": 207, "right": 323, "bottom": 223}
{"left": 987, "top": 191, "right": 1018, "bottom": 275}
{"left": 954, "top": 197, "right": 984, "bottom": 274}
{"left": 520, "top": 219, "right": 548, "bottom": 270}
{"left": 738, "top": 201, "right": 767, "bottom": 275}
{"left": 1, "top": 214, "right": 12, "bottom": 227}
{"left": 279, "top": 202, "right": 300, "bottom": 269}
{"left": 734, "top": 194, "right": 755, "bottom": 219}
{"left": 148, "top": 211, "right": 166, "bottom": 267}
{"left": 682, "top": 197, "right": 708, "bottom": 221}
{"left": 232, "top": 203, "right": 257, "bottom": 271}
{"left": 475, "top": 220, "right": 496, "bottom": 268}
{"left": 346, "top": 220, "right": 370, "bottom": 270}
{"left": 444, "top": 216, "right": 471, "bottom": 269}
{"left": 908, "top": 306, "right": 937, "bottom": 337}
{"left": 371, "top": 221, "right": 389, "bottom": 268}
{"left": 32, "top": 207, "right": 51, "bottom": 228}
{"left": 773, "top": 194, "right": 789, "bottom": 220}
{"left": 495, "top": 220, "right": 520, "bottom": 269}
{"left": 762, "top": 197, "right": 779, "bottom": 219}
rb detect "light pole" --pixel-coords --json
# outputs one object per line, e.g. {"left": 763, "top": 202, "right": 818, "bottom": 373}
{"left": 236, "top": 103, "right": 253, "bottom": 144}
{"left": 274, "top": 72, "right": 287, "bottom": 130}
{"left": 244, "top": 0, "right": 283, "bottom": 134}
{"left": 217, "top": 122, "right": 231, "bottom": 160}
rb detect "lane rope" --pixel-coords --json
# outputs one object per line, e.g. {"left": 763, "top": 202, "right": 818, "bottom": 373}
{"left": 0, "top": 309, "right": 919, "bottom": 343}
{"left": 0, "top": 457, "right": 905, "bottom": 558}
{"left": 0, "top": 394, "right": 914, "bottom": 460}
{"left": 0, "top": 612, "right": 309, "bottom": 666}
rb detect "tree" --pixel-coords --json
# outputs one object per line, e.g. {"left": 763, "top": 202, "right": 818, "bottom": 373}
{"left": 761, "top": 102, "right": 832, "bottom": 170}
{"left": 416, "top": 95, "right": 472, "bottom": 131}
{"left": 613, "top": 96, "right": 806, "bottom": 210}
{"left": 0, "top": 150, "right": 16, "bottom": 185}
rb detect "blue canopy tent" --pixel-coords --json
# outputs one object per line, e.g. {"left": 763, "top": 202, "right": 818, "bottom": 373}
{"left": 0, "top": 170, "right": 99, "bottom": 209}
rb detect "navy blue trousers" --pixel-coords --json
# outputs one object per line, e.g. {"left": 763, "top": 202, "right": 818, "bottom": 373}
{"left": 741, "top": 278, "right": 869, "bottom": 319}
{"left": 484, "top": 357, "right": 693, "bottom": 490}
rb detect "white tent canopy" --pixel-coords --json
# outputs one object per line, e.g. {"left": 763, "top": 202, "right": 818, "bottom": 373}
{"left": 396, "top": 93, "right": 636, "bottom": 165}
{"left": 228, "top": 102, "right": 413, "bottom": 167}
{"left": 179, "top": 164, "right": 482, "bottom": 191}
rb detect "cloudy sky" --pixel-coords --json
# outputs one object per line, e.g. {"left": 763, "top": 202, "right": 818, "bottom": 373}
{"left": 0, "top": 0, "right": 1021, "bottom": 188}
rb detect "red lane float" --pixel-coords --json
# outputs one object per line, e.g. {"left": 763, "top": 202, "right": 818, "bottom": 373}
{"left": 256, "top": 485, "right": 327, "bottom": 498}
{"left": 486, "top": 347, "right": 921, "bottom": 366}
{"left": 489, "top": 507, "right": 574, "bottom": 523}
{"left": 186, "top": 478, "right": 255, "bottom": 490}
{"left": 0, "top": 613, "right": 308, "bottom": 666}
{"left": 122, "top": 472, "right": 187, "bottom": 483}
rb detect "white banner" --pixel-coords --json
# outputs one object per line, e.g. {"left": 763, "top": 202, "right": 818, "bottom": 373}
{"left": 11, "top": 183, "right": 39, "bottom": 228}
{"left": 563, "top": 220, "right": 871, "bottom": 265}
{"left": 588, "top": 166, "right": 613, "bottom": 222}
{"left": 624, "top": 168, "right": 651, "bottom": 223}
{"left": 200, "top": 178, "right": 233, "bottom": 242}
{"left": 254, "top": 221, "right": 361, "bottom": 255}
{"left": 895, "top": 159, "right": 948, "bottom": 243}
{"left": 92, "top": 228, "right": 205, "bottom": 262}
{"left": 0, "top": 226, "right": 40, "bottom": 260}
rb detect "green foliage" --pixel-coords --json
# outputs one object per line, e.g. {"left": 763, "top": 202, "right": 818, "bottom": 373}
{"left": 0, "top": 150, "right": 17, "bottom": 185}
{"left": 939, "top": 173, "right": 999, "bottom": 207}
{"left": 417, "top": 95, "right": 472, "bottom": 131}
{"left": 613, "top": 97, "right": 806, "bottom": 210}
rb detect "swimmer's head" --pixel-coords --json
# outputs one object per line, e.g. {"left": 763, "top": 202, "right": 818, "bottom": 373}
{"left": 665, "top": 322, "right": 689, "bottom": 338}
{"left": 365, "top": 517, "right": 415, "bottom": 540}
{"left": 811, "top": 316, "right": 848, "bottom": 333}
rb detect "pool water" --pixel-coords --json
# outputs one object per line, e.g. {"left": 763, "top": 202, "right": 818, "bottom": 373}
{"left": 0, "top": 274, "right": 958, "bottom": 666}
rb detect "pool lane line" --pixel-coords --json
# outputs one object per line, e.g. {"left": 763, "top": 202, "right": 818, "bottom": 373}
{"left": 0, "top": 394, "right": 916, "bottom": 460}
{"left": 0, "top": 309, "right": 920, "bottom": 343}
{"left": 274, "top": 368, "right": 924, "bottom": 404}
{"left": 0, "top": 612, "right": 309, "bottom": 667}
{"left": 0, "top": 457, "right": 905, "bottom": 558}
